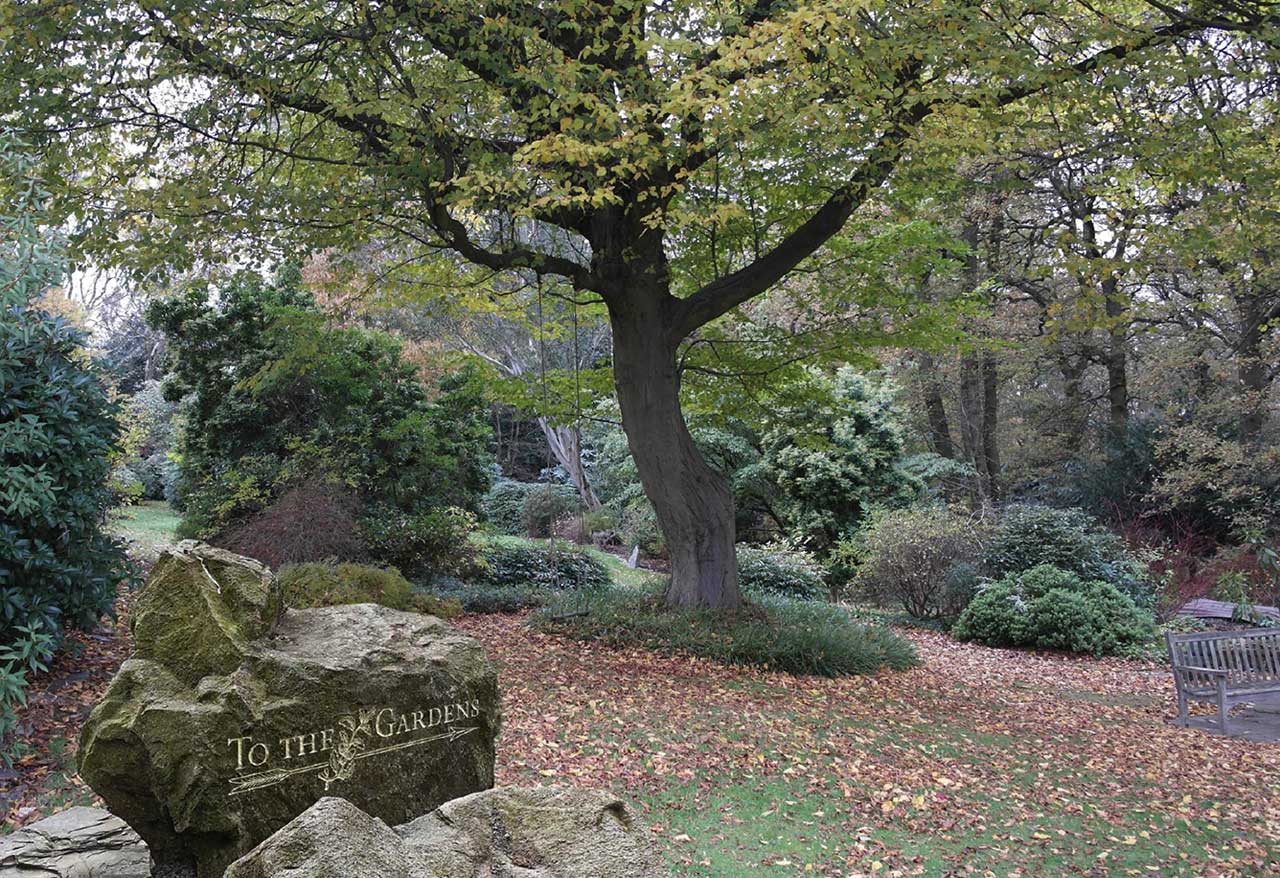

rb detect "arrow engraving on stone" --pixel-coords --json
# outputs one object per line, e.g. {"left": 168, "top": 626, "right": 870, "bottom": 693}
{"left": 228, "top": 725, "right": 479, "bottom": 797}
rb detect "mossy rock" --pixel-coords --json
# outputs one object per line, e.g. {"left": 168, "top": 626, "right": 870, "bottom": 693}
{"left": 131, "top": 541, "right": 282, "bottom": 684}
{"left": 79, "top": 544, "right": 501, "bottom": 878}
{"left": 224, "top": 788, "right": 661, "bottom": 878}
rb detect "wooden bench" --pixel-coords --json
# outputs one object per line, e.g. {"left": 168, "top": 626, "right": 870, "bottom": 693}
{"left": 1166, "top": 628, "right": 1280, "bottom": 733}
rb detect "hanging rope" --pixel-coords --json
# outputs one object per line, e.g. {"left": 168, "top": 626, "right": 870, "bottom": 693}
{"left": 570, "top": 291, "right": 587, "bottom": 533}
{"left": 535, "top": 271, "right": 550, "bottom": 420}
{"left": 534, "top": 271, "right": 560, "bottom": 556}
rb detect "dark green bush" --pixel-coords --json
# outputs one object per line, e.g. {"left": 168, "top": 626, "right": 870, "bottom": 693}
{"left": 736, "top": 545, "right": 826, "bottom": 600}
{"left": 521, "top": 483, "right": 581, "bottom": 538}
{"left": 149, "top": 271, "right": 492, "bottom": 537}
{"left": 983, "top": 504, "right": 1150, "bottom": 601}
{"left": 481, "top": 479, "right": 534, "bottom": 535}
{"left": 952, "top": 564, "right": 1154, "bottom": 656}
{"left": 361, "top": 506, "right": 484, "bottom": 579}
{"left": 421, "top": 579, "right": 550, "bottom": 614}
{"left": 756, "top": 369, "right": 920, "bottom": 554}
{"left": 846, "top": 505, "right": 986, "bottom": 620}
{"left": 480, "top": 539, "right": 610, "bottom": 591}
{"left": 278, "top": 562, "right": 462, "bottom": 619}
{"left": 531, "top": 586, "right": 917, "bottom": 677}
{"left": 1, "top": 145, "right": 130, "bottom": 762}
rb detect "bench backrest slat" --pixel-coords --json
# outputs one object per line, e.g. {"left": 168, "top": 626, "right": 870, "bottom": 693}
{"left": 1167, "top": 627, "right": 1280, "bottom": 688}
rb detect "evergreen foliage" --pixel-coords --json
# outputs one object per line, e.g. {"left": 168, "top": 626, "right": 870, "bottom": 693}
{"left": 147, "top": 271, "right": 493, "bottom": 540}
{"left": 0, "top": 141, "right": 128, "bottom": 761}
{"left": 952, "top": 565, "right": 1154, "bottom": 656}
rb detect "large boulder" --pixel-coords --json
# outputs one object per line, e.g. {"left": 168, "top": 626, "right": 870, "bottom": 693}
{"left": 129, "top": 541, "right": 282, "bottom": 685}
{"left": 0, "top": 807, "right": 150, "bottom": 877}
{"left": 224, "top": 788, "right": 662, "bottom": 878}
{"left": 217, "top": 798, "right": 409, "bottom": 878}
{"left": 398, "top": 786, "right": 660, "bottom": 877}
{"left": 78, "top": 543, "right": 501, "bottom": 878}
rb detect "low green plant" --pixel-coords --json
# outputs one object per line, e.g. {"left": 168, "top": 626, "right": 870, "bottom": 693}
{"left": 0, "top": 618, "right": 58, "bottom": 766}
{"left": 983, "top": 504, "right": 1151, "bottom": 602}
{"left": 361, "top": 506, "right": 483, "bottom": 579}
{"left": 480, "top": 538, "right": 610, "bottom": 591}
{"left": 736, "top": 545, "right": 827, "bottom": 601}
{"left": 280, "top": 561, "right": 414, "bottom": 609}
{"left": 481, "top": 480, "right": 535, "bottom": 535}
{"left": 421, "top": 578, "right": 550, "bottom": 614}
{"left": 531, "top": 585, "right": 917, "bottom": 676}
{"left": 581, "top": 506, "right": 621, "bottom": 545}
{"left": 279, "top": 561, "right": 463, "bottom": 619}
{"left": 846, "top": 504, "right": 986, "bottom": 620}
{"left": 952, "top": 564, "right": 1154, "bottom": 656}
{"left": 520, "top": 483, "right": 581, "bottom": 537}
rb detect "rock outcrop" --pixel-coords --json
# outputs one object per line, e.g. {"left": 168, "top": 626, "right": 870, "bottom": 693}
{"left": 224, "top": 787, "right": 662, "bottom": 878}
{"left": 78, "top": 542, "right": 501, "bottom": 878}
{"left": 0, "top": 807, "right": 150, "bottom": 878}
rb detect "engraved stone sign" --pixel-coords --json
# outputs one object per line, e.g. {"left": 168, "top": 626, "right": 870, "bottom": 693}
{"left": 78, "top": 543, "right": 501, "bottom": 878}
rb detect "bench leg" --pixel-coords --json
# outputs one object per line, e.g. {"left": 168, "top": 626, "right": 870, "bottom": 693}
{"left": 1176, "top": 689, "right": 1189, "bottom": 727}
{"left": 1216, "top": 684, "right": 1229, "bottom": 735}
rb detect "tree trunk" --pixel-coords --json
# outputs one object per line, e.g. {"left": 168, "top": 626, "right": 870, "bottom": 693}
{"left": 610, "top": 306, "right": 741, "bottom": 609}
{"left": 918, "top": 352, "right": 954, "bottom": 458}
{"left": 1055, "top": 345, "right": 1088, "bottom": 448}
{"left": 538, "top": 419, "right": 601, "bottom": 509}
{"left": 1235, "top": 291, "right": 1274, "bottom": 447}
{"left": 980, "top": 350, "right": 1000, "bottom": 501}
{"left": 1104, "top": 306, "right": 1129, "bottom": 441}
{"left": 958, "top": 352, "right": 989, "bottom": 505}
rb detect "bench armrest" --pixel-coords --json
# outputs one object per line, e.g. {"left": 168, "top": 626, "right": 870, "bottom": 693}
{"left": 1172, "top": 664, "right": 1229, "bottom": 677}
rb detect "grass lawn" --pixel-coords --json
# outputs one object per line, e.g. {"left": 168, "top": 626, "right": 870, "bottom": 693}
{"left": 456, "top": 613, "right": 1280, "bottom": 877}
{"left": 107, "top": 500, "right": 181, "bottom": 559}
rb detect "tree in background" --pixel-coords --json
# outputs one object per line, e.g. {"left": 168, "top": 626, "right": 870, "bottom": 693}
{"left": 4, "top": 0, "right": 1276, "bottom": 607}
{"left": 0, "top": 139, "right": 128, "bottom": 760}
{"left": 372, "top": 273, "right": 613, "bottom": 510}
{"left": 753, "top": 369, "right": 920, "bottom": 554}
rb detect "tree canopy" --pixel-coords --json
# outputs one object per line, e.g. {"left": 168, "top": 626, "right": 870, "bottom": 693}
{"left": 2, "top": 0, "right": 1276, "bottom": 607}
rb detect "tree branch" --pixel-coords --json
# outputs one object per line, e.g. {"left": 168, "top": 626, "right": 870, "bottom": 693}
{"left": 671, "top": 104, "right": 928, "bottom": 337}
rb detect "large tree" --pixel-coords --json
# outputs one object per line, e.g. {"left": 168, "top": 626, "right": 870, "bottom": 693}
{"left": 2, "top": 0, "right": 1274, "bottom": 607}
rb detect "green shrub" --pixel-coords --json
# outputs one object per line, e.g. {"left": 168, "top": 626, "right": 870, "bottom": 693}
{"left": 581, "top": 506, "right": 621, "bottom": 545}
{"left": 278, "top": 562, "right": 462, "bottom": 619}
{"left": 1, "top": 143, "right": 130, "bottom": 763}
{"left": 736, "top": 545, "right": 826, "bottom": 600}
{"left": 619, "top": 501, "right": 665, "bottom": 556}
{"left": 421, "top": 579, "right": 550, "bottom": 614}
{"left": 847, "top": 505, "right": 985, "bottom": 620}
{"left": 757, "top": 369, "right": 920, "bottom": 553}
{"left": 983, "top": 504, "right": 1150, "bottom": 601}
{"left": 949, "top": 582, "right": 1027, "bottom": 645}
{"left": 952, "top": 564, "right": 1154, "bottom": 656}
{"left": 361, "top": 507, "right": 483, "bottom": 579}
{"left": 520, "top": 483, "right": 581, "bottom": 537}
{"left": 531, "top": 586, "right": 917, "bottom": 677}
{"left": 149, "top": 271, "right": 493, "bottom": 538}
{"left": 280, "top": 561, "right": 412, "bottom": 609}
{"left": 481, "top": 480, "right": 534, "bottom": 535}
{"left": 480, "top": 538, "right": 610, "bottom": 591}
